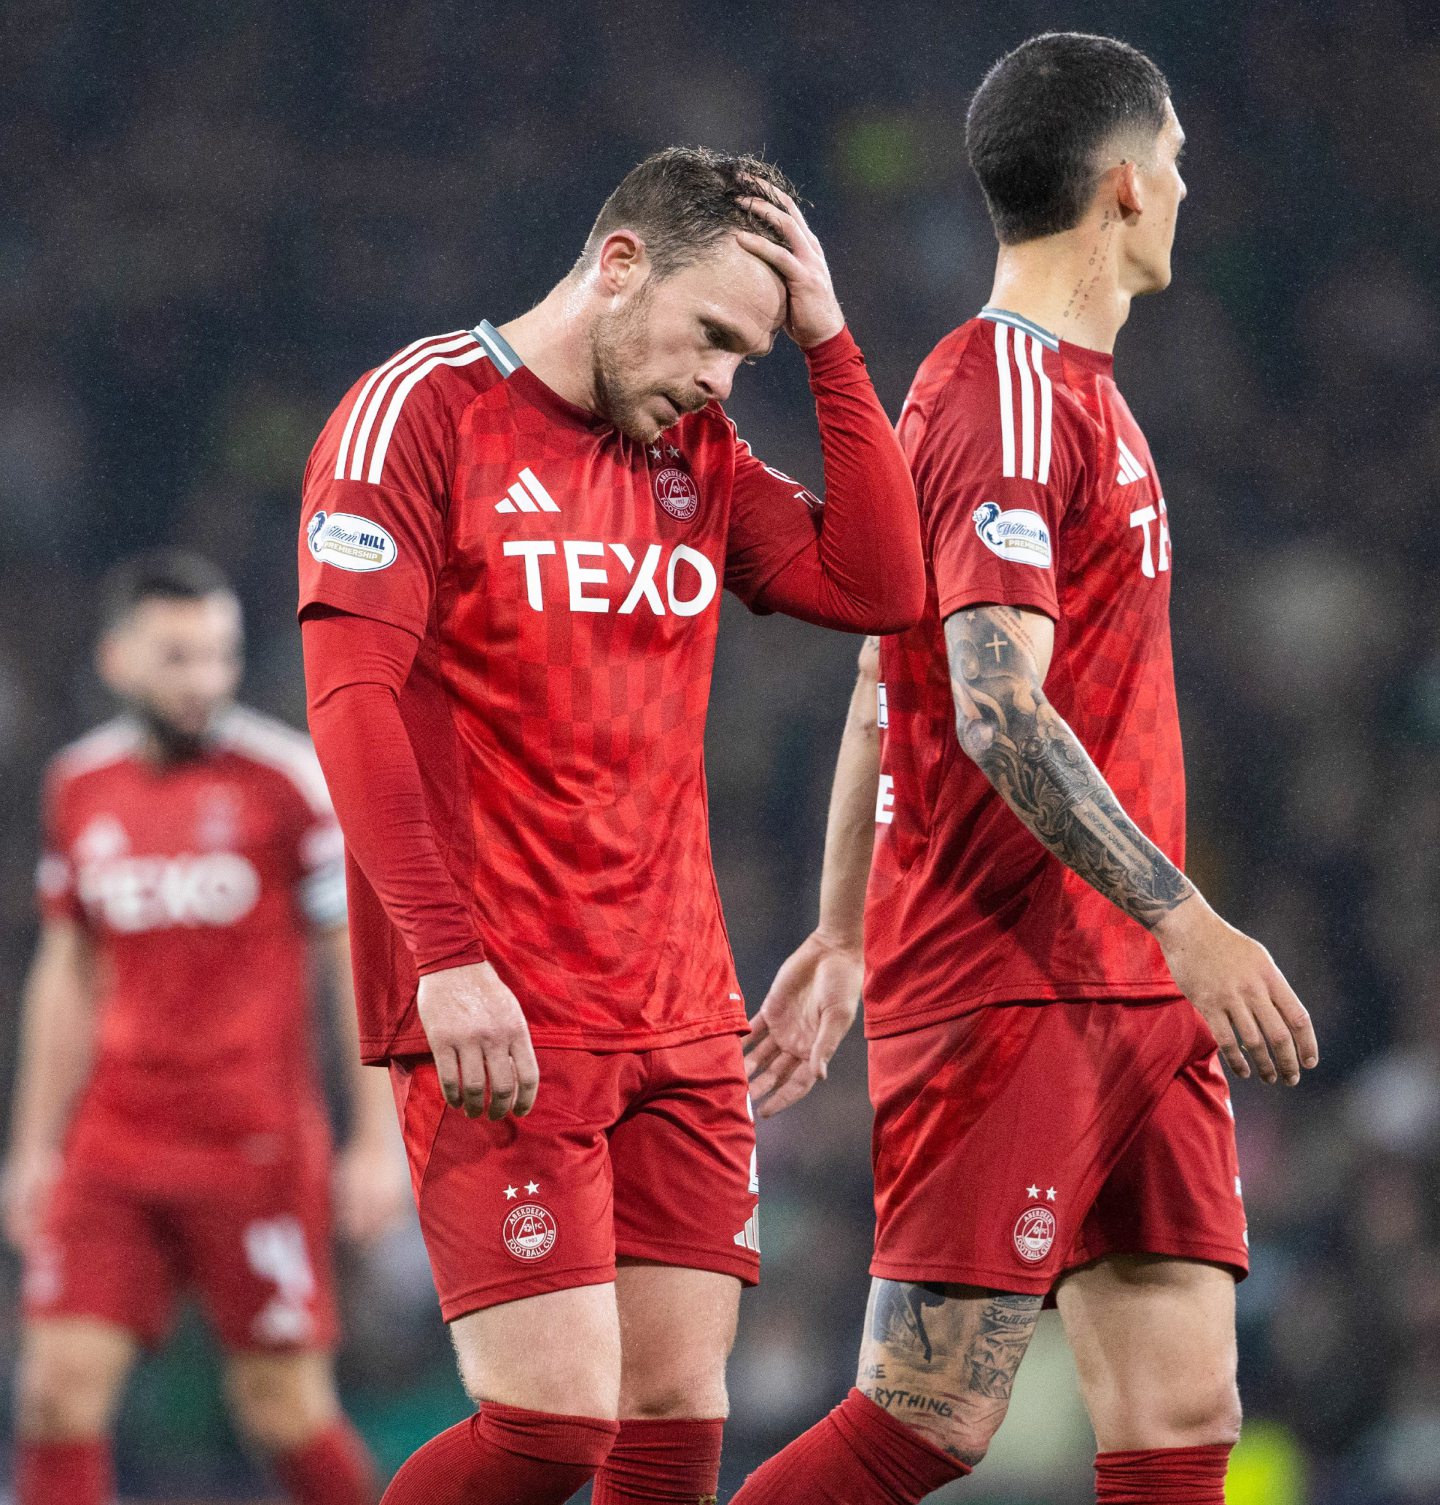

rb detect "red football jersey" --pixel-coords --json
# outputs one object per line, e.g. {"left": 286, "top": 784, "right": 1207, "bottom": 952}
{"left": 299, "top": 323, "right": 837, "bottom": 1060}
{"left": 36, "top": 709, "right": 346, "bottom": 1187}
{"left": 864, "top": 308, "right": 1185, "bottom": 1036}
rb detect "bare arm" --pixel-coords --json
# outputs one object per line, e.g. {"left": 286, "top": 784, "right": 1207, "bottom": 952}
{"left": 321, "top": 925, "right": 409, "bottom": 1244}
{"left": 746, "top": 636, "right": 881, "bottom": 1115}
{"left": 3, "top": 920, "right": 99, "bottom": 1248}
{"left": 946, "top": 603, "right": 1318, "bottom": 1085}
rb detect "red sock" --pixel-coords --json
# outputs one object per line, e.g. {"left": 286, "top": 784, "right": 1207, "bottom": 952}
{"left": 273, "top": 1419, "right": 380, "bottom": 1504}
{"left": 591, "top": 1417, "right": 725, "bottom": 1503}
{"left": 379, "top": 1401, "right": 618, "bottom": 1505}
{"left": 732, "top": 1389, "right": 969, "bottom": 1504}
{"left": 1095, "top": 1444, "right": 1232, "bottom": 1503}
{"left": 15, "top": 1438, "right": 113, "bottom": 1505}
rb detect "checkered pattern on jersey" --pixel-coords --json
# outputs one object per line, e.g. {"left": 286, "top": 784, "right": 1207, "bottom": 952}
{"left": 864, "top": 325, "right": 1187, "bottom": 1032}
{"left": 437, "top": 377, "right": 742, "bottom": 1042}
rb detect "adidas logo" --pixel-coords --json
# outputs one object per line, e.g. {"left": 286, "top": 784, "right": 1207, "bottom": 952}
{"left": 496, "top": 467, "right": 560, "bottom": 514}
{"left": 1115, "top": 437, "right": 1147, "bottom": 487}
{"left": 733, "top": 1209, "right": 760, "bottom": 1253}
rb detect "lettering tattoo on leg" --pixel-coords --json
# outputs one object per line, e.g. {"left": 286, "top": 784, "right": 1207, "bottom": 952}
{"left": 858, "top": 1282, "right": 1043, "bottom": 1465}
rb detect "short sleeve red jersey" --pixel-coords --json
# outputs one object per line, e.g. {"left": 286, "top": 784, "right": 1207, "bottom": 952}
{"left": 299, "top": 323, "right": 833, "bottom": 1060}
{"left": 36, "top": 709, "right": 344, "bottom": 1184}
{"left": 864, "top": 309, "right": 1185, "bottom": 1036}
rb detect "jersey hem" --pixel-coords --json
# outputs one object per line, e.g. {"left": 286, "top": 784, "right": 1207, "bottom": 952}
{"left": 1063, "top": 1235, "right": 1249, "bottom": 1283}
{"left": 615, "top": 1236, "right": 760, "bottom": 1286}
{"left": 436, "top": 1262, "right": 617, "bottom": 1322}
{"left": 298, "top": 583, "right": 424, "bottom": 640}
{"left": 937, "top": 585, "right": 1060, "bottom": 622}
{"left": 361, "top": 1009, "right": 749, "bottom": 1064}
{"left": 862, "top": 985, "right": 1186, "bottom": 1040}
{"left": 869, "top": 1254, "right": 1058, "bottom": 1296}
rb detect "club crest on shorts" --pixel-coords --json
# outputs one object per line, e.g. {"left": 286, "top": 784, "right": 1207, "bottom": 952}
{"left": 1012, "top": 1205, "right": 1056, "bottom": 1263}
{"left": 502, "top": 1203, "right": 557, "bottom": 1262}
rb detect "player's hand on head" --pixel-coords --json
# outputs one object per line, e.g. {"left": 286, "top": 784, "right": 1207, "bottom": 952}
{"left": 1, "top": 1147, "right": 60, "bottom": 1252}
{"left": 735, "top": 183, "right": 845, "bottom": 351}
{"left": 416, "top": 960, "right": 540, "bottom": 1121}
{"left": 1153, "top": 897, "right": 1318, "bottom": 1087}
{"left": 334, "top": 1135, "right": 410, "bottom": 1244}
{"left": 745, "top": 930, "right": 862, "bottom": 1116}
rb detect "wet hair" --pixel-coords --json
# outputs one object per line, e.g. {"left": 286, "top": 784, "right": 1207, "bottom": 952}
{"left": 580, "top": 146, "right": 796, "bottom": 277}
{"left": 966, "top": 32, "right": 1170, "bottom": 244}
{"left": 99, "top": 548, "right": 234, "bottom": 632}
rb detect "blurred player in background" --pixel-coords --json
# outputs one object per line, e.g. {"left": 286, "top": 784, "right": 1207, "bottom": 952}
{"left": 738, "top": 33, "right": 1318, "bottom": 1505}
{"left": 4, "top": 550, "right": 407, "bottom": 1505}
{"left": 298, "top": 148, "right": 924, "bottom": 1505}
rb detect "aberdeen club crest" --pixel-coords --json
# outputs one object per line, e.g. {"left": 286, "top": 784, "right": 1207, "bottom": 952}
{"left": 503, "top": 1204, "right": 557, "bottom": 1262}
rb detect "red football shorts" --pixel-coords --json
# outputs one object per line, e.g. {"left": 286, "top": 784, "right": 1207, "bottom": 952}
{"left": 391, "top": 1033, "right": 760, "bottom": 1320}
{"left": 868, "top": 999, "right": 1248, "bottom": 1294}
{"left": 23, "top": 1138, "right": 338, "bottom": 1351}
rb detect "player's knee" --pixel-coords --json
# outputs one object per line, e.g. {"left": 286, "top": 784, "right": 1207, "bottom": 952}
{"left": 1116, "top": 1375, "right": 1242, "bottom": 1451}
{"left": 15, "top": 1351, "right": 116, "bottom": 1441}
{"left": 1164, "top": 1377, "right": 1242, "bottom": 1448}
{"left": 462, "top": 1353, "right": 621, "bottom": 1421}
{"left": 226, "top": 1357, "right": 339, "bottom": 1453}
{"left": 619, "top": 1356, "right": 729, "bottom": 1420}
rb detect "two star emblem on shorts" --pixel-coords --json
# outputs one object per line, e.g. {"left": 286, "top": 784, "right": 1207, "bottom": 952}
{"left": 504, "top": 1181, "right": 541, "bottom": 1200}
{"left": 1026, "top": 1184, "right": 1058, "bottom": 1202}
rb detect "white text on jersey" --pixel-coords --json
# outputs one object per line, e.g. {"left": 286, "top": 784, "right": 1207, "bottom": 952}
{"left": 1128, "top": 499, "right": 1171, "bottom": 579}
{"left": 501, "top": 540, "right": 718, "bottom": 617}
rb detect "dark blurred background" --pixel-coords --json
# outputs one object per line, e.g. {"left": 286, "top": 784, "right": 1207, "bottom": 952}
{"left": 2, "top": 1, "right": 1437, "bottom": 1501}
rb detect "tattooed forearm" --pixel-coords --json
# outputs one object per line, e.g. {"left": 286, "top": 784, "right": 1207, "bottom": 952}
{"left": 944, "top": 606, "right": 1192, "bottom": 929}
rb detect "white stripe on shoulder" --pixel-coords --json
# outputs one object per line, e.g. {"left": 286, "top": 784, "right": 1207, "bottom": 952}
{"left": 367, "top": 343, "right": 490, "bottom": 484}
{"left": 348, "top": 331, "right": 478, "bottom": 483}
{"left": 51, "top": 718, "right": 144, "bottom": 780}
{"left": 333, "top": 332, "right": 466, "bottom": 482}
{"left": 216, "top": 708, "right": 334, "bottom": 818}
{"left": 994, "top": 322, "right": 1017, "bottom": 478}
{"left": 1030, "top": 336, "right": 1054, "bottom": 487}
{"left": 1014, "top": 328, "right": 1036, "bottom": 480}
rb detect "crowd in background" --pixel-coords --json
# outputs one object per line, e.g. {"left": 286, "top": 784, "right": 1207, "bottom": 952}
{"left": 2, "top": 1, "right": 1437, "bottom": 1500}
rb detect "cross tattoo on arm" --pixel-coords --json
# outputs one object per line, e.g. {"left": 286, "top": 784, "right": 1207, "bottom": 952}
{"left": 983, "top": 632, "right": 1008, "bottom": 662}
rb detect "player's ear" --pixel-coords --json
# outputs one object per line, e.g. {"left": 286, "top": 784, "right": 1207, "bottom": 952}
{"left": 595, "top": 230, "right": 650, "bottom": 296}
{"left": 1112, "top": 159, "right": 1144, "bottom": 223}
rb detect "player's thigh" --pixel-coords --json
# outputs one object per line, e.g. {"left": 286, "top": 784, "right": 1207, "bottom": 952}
{"left": 224, "top": 1349, "right": 341, "bottom": 1453}
{"left": 21, "top": 1167, "right": 177, "bottom": 1356}
{"left": 15, "top": 1317, "right": 140, "bottom": 1440}
{"left": 394, "top": 1051, "right": 624, "bottom": 1324}
{"left": 855, "top": 1279, "right": 1044, "bottom": 1465}
{"left": 183, "top": 1157, "right": 339, "bottom": 1353}
{"left": 1056, "top": 1254, "right": 1241, "bottom": 1451}
{"left": 450, "top": 1282, "right": 623, "bottom": 1418}
{"left": 614, "top": 1260, "right": 741, "bottom": 1419}
{"left": 868, "top": 1003, "right": 1194, "bottom": 1296}
{"left": 610, "top": 1035, "right": 760, "bottom": 1294}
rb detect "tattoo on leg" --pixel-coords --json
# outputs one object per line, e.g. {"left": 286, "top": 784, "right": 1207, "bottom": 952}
{"left": 966, "top": 1294, "right": 1042, "bottom": 1400}
{"left": 870, "top": 1282, "right": 948, "bottom": 1362}
{"left": 859, "top": 1283, "right": 1042, "bottom": 1464}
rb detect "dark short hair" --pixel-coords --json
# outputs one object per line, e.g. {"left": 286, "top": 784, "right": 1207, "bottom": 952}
{"left": 99, "top": 548, "right": 234, "bottom": 632}
{"left": 966, "top": 32, "right": 1170, "bottom": 245}
{"left": 581, "top": 146, "right": 796, "bottom": 278}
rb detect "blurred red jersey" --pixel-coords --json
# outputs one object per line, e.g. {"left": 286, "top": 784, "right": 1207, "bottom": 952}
{"left": 37, "top": 710, "right": 346, "bottom": 1188}
{"left": 865, "top": 308, "right": 1186, "bottom": 1035}
{"left": 299, "top": 323, "right": 853, "bottom": 1060}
